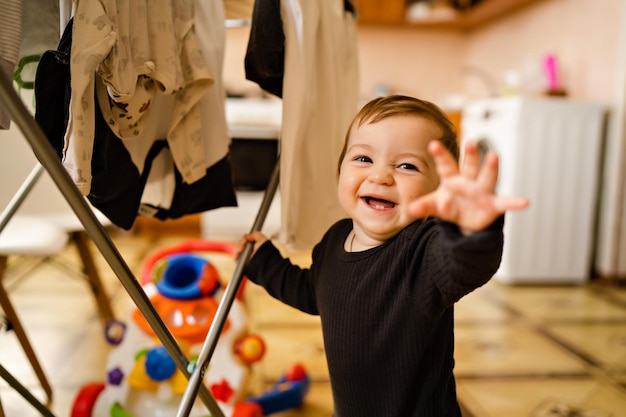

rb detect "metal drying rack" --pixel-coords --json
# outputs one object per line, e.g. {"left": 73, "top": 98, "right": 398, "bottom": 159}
{"left": 0, "top": 31, "right": 279, "bottom": 417}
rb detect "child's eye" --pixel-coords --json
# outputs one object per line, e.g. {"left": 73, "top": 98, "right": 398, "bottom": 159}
{"left": 354, "top": 156, "right": 372, "bottom": 163}
{"left": 399, "top": 163, "right": 419, "bottom": 171}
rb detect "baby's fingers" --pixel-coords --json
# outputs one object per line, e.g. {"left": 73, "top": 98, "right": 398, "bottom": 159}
{"left": 238, "top": 231, "right": 270, "bottom": 260}
{"left": 460, "top": 141, "right": 481, "bottom": 180}
{"left": 493, "top": 195, "right": 530, "bottom": 213}
{"left": 235, "top": 235, "right": 250, "bottom": 260}
{"left": 428, "top": 141, "right": 459, "bottom": 179}
{"left": 235, "top": 233, "right": 259, "bottom": 260}
{"left": 477, "top": 151, "right": 500, "bottom": 192}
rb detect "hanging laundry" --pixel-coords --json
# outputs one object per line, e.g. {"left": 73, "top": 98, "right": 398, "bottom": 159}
{"left": 87, "top": 107, "right": 236, "bottom": 229}
{"left": 0, "top": 0, "right": 22, "bottom": 129}
{"left": 246, "top": 0, "right": 360, "bottom": 250}
{"left": 245, "top": 0, "right": 356, "bottom": 100}
{"left": 35, "top": 0, "right": 237, "bottom": 230}
{"left": 34, "top": 17, "right": 73, "bottom": 159}
{"left": 245, "top": 0, "right": 285, "bottom": 98}
{"left": 65, "top": 0, "right": 215, "bottom": 195}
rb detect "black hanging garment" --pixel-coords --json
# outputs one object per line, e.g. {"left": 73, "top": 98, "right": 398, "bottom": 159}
{"left": 244, "top": 0, "right": 284, "bottom": 98}
{"left": 34, "top": 17, "right": 73, "bottom": 159}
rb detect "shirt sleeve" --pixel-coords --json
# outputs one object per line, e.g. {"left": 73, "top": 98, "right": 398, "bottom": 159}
{"left": 427, "top": 215, "right": 505, "bottom": 304}
{"left": 244, "top": 240, "right": 319, "bottom": 315}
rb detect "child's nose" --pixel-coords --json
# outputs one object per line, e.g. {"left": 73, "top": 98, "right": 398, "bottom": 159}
{"left": 368, "top": 165, "right": 393, "bottom": 185}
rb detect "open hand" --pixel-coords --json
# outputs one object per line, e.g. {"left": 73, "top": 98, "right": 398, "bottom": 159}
{"left": 408, "top": 141, "right": 529, "bottom": 233}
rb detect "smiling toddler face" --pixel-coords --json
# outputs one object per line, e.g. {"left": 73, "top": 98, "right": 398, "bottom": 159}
{"left": 338, "top": 114, "right": 441, "bottom": 245}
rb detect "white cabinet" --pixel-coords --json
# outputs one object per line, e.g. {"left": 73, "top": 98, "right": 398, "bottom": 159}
{"left": 462, "top": 97, "right": 606, "bottom": 283}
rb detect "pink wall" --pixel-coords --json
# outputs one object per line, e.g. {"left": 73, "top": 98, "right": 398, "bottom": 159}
{"left": 462, "top": 0, "right": 623, "bottom": 104}
{"left": 354, "top": 27, "right": 465, "bottom": 104}
{"left": 223, "top": 0, "right": 622, "bottom": 107}
{"left": 355, "top": 0, "right": 623, "bottom": 106}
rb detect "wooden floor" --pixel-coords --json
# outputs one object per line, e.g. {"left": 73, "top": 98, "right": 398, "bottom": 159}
{"left": 1, "top": 225, "right": 625, "bottom": 417}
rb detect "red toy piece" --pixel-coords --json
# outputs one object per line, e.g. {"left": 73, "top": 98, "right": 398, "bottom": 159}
{"left": 232, "top": 402, "right": 264, "bottom": 417}
{"left": 71, "top": 383, "right": 105, "bottom": 417}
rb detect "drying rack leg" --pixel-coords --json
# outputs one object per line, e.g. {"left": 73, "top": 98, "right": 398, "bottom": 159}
{"left": 0, "top": 363, "right": 56, "bottom": 417}
{"left": 71, "top": 230, "right": 116, "bottom": 324}
{"left": 0, "top": 257, "right": 53, "bottom": 403}
{"left": 0, "top": 69, "right": 224, "bottom": 417}
{"left": 176, "top": 156, "right": 280, "bottom": 417}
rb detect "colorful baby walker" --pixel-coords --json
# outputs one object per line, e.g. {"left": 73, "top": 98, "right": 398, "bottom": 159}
{"left": 71, "top": 240, "right": 309, "bottom": 417}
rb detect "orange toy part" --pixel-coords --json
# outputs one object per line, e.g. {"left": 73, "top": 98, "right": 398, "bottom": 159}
{"left": 132, "top": 293, "right": 230, "bottom": 343}
{"left": 235, "top": 334, "right": 266, "bottom": 364}
{"left": 197, "top": 263, "right": 220, "bottom": 296}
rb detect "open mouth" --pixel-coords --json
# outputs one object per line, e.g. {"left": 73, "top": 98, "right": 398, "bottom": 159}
{"left": 362, "top": 196, "right": 396, "bottom": 210}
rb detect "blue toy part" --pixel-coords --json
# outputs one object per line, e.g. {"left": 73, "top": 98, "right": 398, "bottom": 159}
{"left": 154, "top": 254, "right": 220, "bottom": 300}
{"left": 246, "top": 364, "right": 310, "bottom": 415}
{"left": 144, "top": 346, "right": 176, "bottom": 382}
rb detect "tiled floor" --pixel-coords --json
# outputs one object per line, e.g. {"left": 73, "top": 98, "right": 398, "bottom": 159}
{"left": 1, "top": 224, "right": 626, "bottom": 417}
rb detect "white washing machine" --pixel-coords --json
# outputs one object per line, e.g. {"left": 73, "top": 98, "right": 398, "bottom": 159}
{"left": 461, "top": 96, "right": 606, "bottom": 284}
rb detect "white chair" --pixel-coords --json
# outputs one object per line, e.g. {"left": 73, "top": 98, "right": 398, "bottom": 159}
{"left": 0, "top": 215, "right": 68, "bottom": 403}
{"left": 11, "top": 165, "right": 117, "bottom": 325}
{"left": 0, "top": 97, "right": 116, "bottom": 326}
